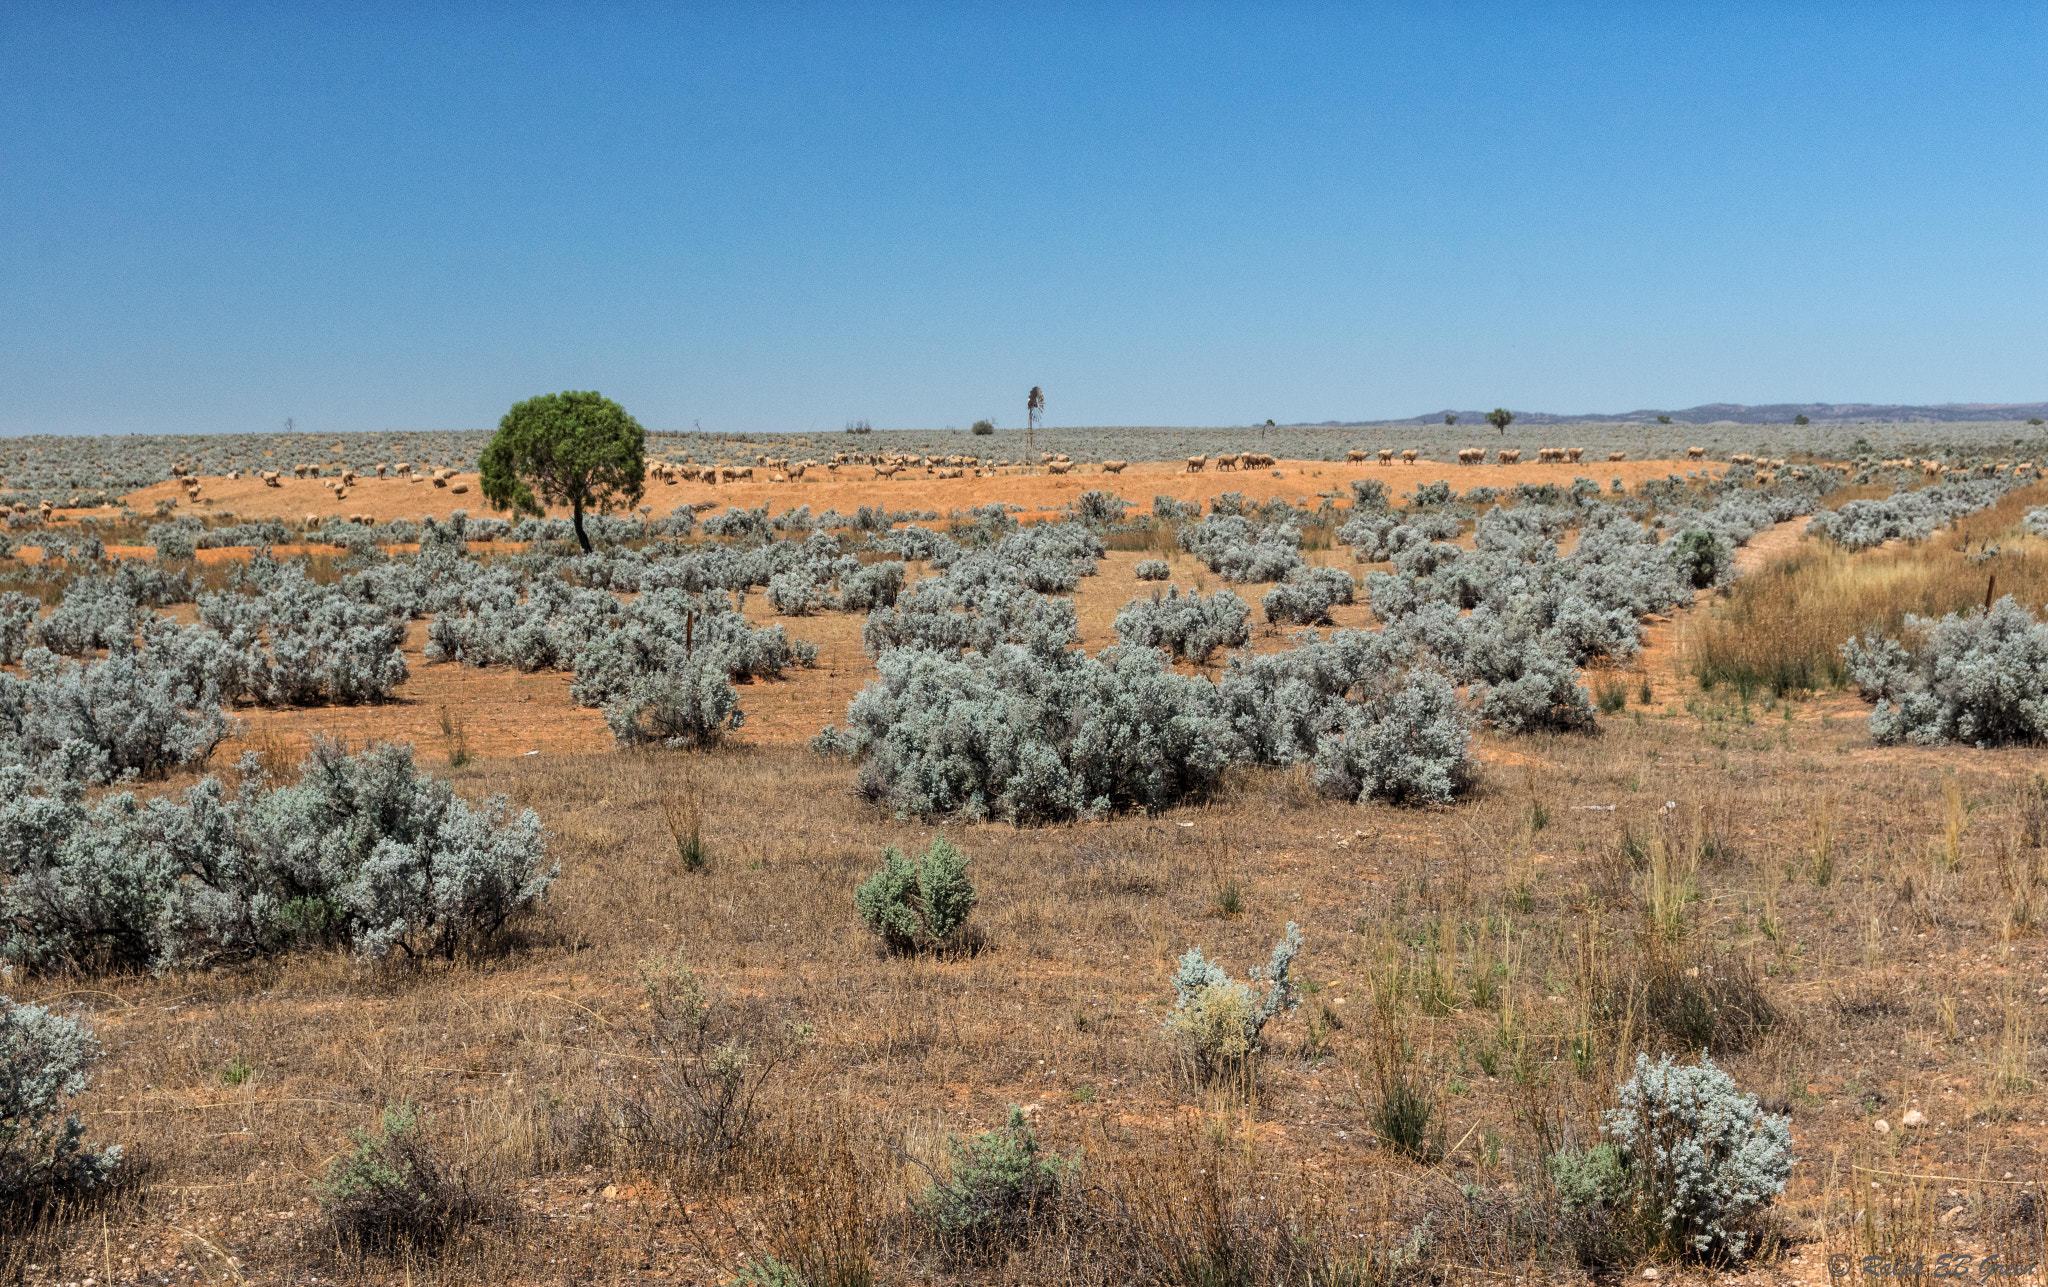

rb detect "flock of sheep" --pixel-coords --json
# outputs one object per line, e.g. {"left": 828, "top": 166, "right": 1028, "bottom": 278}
{"left": 643, "top": 450, "right": 1137, "bottom": 484}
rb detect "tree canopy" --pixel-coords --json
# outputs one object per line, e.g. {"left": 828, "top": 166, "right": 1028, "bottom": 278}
{"left": 1486, "top": 408, "right": 1514, "bottom": 434}
{"left": 480, "top": 390, "right": 646, "bottom": 552}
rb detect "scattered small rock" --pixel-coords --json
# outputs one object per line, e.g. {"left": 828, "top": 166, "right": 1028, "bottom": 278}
{"left": 1874, "top": 1119, "right": 1891, "bottom": 1135}
{"left": 1903, "top": 1109, "right": 1925, "bottom": 1128}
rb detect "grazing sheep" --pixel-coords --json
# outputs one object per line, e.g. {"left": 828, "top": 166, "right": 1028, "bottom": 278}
{"left": 1187, "top": 455, "right": 1208, "bottom": 473}
{"left": 1496, "top": 448, "right": 1520, "bottom": 464}
{"left": 1687, "top": 446, "right": 1706, "bottom": 460}
{"left": 1047, "top": 461, "right": 1073, "bottom": 475}
{"left": 1346, "top": 449, "right": 1370, "bottom": 462}
{"left": 1101, "top": 460, "right": 1128, "bottom": 474}
{"left": 1216, "top": 453, "right": 1240, "bottom": 471}
{"left": 1457, "top": 447, "right": 1482, "bottom": 465}
{"left": 1608, "top": 451, "right": 1627, "bottom": 462}
{"left": 1566, "top": 447, "right": 1584, "bottom": 462}
{"left": 1378, "top": 448, "right": 1395, "bottom": 464}
{"left": 1402, "top": 449, "right": 1418, "bottom": 463}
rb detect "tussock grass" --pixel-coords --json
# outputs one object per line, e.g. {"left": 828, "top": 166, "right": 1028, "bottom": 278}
{"left": 1681, "top": 482, "right": 2048, "bottom": 695}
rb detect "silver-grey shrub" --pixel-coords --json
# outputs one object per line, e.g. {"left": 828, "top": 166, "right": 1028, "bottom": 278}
{"left": 765, "top": 570, "right": 823, "bottom": 616}
{"left": 1179, "top": 514, "right": 1305, "bottom": 582}
{"left": 0, "top": 996, "right": 123, "bottom": 1201}
{"left": 1808, "top": 477, "right": 2016, "bottom": 550}
{"left": 1114, "top": 588, "right": 1251, "bottom": 663}
{"left": 1133, "top": 558, "right": 1170, "bottom": 581}
{"left": 0, "top": 740, "right": 553, "bottom": 969}
{"left": 1165, "top": 923, "right": 1302, "bottom": 1084}
{"left": 1261, "top": 566, "right": 1354, "bottom": 626}
{"left": 1309, "top": 671, "right": 1476, "bottom": 805}
{"left": 1602, "top": 1054, "right": 1794, "bottom": 1261}
{"left": 0, "top": 592, "right": 40, "bottom": 664}
{"left": 35, "top": 579, "right": 141, "bottom": 656}
{"left": 1840, "top": 596, "right": 2048, "bottom": 746}
{"left": 826, "top": 644, "right": 1241, "bottom": 823}
{"left": 1, "top": 646, "right": 233, "bottom": 781}
{"left": 198, "top": 570, "right": 410, "bottom": 705}
{"left": 601, "top": 652, "right": 744, "bottom": 749}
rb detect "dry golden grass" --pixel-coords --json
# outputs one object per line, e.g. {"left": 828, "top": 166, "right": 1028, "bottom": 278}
{"left": 1680, "top": 481, "right": 2048, "bottom": 695}
{"left": 7, "top": 705, "right": 2047, "bottom": 1282}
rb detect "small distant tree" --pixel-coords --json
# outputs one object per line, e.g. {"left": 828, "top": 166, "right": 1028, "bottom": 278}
{"left": 1793, "top": 413, "right": 1810, "bottom": 426}
{"left": 1027, "top": 387, "right": 1044, "bottom": 434}
{"left": 2029, "top": 417, "right": 2045, "bottom": 426}
{"left": 480, "top": 391, "right": 645, "bottom": 553}
{"left": 1444, "top": 413, "right": 1458, "bottom": 425}
{"left": 971, "top": 419, "right": 995, "bottom": 436}
{"left": 1657, "top": 415, "right": 1673, "bottom": 425}
{"left": 1486, "top": 408, "right": 1514, "bottom": 435}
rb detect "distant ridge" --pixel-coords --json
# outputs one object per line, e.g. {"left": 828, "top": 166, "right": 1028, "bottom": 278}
{"left": 1332, "top": 402, "right": 2048, "bottom": 427}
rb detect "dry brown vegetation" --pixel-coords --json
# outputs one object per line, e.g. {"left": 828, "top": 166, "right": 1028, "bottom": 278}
{"left": 1680, "top": 481, "right": 2048, "bottom": 696}
{"left": 6, "top": 462, "right": 2048, "bottom": 1286}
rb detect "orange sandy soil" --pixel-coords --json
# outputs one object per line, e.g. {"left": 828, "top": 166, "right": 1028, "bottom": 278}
{"left": 105, "top": 455, "right": 1728, "bottom": 528}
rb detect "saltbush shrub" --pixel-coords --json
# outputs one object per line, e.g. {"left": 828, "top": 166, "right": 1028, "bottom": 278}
{"left": 764, "top": 571, "right": 823, "bottom": 616}
{"left": 1, "top": 646, "right": 234, "bottom": 781}
{"left": 0, "top": 740, "right": 553, "bottom": 969}
{"left": 1179, "top": 515, "right": 1305, "bottom": 583}
{"left": 1165, "top": 923, "right": 1302, "bottom": 1084}
{"left": 1602, "top": 1054, "right": 1794, "bottom": 1261}
{"left": 1261, "top": 566, "right": 1354, "bottom": 626}
{"left": 1841, "top": 596, "right": 2048, "bottom": 746}
{"left": 1310, "top": 671, "right": 1476, "bottom": 805}
{"left": 602, "top": 653, "right": 744, "bottom": 749}
{"left": 1133, "top": 558, "right": 1170, "bottom": 581}
{"left": 829, "top": 644, "right": 1240, "bottom": 822}
{"left": 1067, "top": 490, "right": 1130, "bottom": 528}
{"left": 0, "top": 996, "right": 123, "bottom": 1202}
{"left": 1113, "top": 588, "right": 1251, "bottom": 663}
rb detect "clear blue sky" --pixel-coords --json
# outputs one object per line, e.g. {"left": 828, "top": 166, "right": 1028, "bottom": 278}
{"left": 4, "top": 4, "right": 2044, "bottom": 436}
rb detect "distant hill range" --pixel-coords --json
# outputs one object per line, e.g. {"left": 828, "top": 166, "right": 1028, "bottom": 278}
{"left": 1339, "top": 402, "right": 2048, "bottom": 427}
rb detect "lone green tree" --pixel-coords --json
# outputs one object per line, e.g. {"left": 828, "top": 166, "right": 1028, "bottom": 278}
{"left": 480, "top": 390, "right": 646, "bottom": 553}
{"left": 1486, "top": 407, "right": 1514, "bottom": 435}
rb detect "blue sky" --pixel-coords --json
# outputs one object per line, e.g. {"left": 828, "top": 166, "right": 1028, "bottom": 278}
{"left": 3, "top": 4, "right": 2044, "bottom": 436}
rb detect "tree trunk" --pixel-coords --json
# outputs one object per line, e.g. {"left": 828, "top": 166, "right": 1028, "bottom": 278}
{"left": 572, "top": 499, "right": 591, "bottom": 553}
